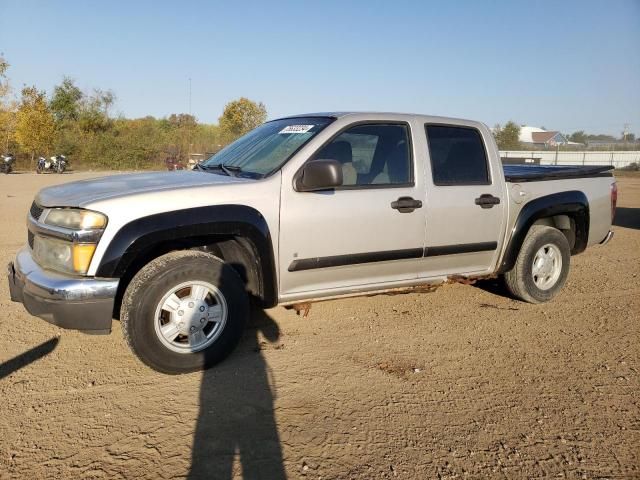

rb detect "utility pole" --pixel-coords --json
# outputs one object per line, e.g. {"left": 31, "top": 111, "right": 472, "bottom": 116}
{"left": 188, "top": 77, "right": 192, "bottom": 117}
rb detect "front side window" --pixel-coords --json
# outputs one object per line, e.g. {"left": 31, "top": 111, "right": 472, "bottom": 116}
{"left": 203, "top": 117, "right": 333, "bottom": 178}
{"left": 313, "top": 124, "right": 412, "bottom": 187}
{"left": 426, "top": 125, "right": 490, "bottom": 185}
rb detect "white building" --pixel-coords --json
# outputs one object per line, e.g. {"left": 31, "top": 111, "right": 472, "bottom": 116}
{"left": 519, "top": 126, "right": 570, "bottom": 148}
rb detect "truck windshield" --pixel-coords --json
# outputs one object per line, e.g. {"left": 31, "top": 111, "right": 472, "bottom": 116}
{"left": 202, "top": 117, "right": 333, "bottom": 178}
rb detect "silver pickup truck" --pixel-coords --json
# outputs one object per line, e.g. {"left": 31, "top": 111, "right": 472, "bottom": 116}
{"left": 7, "top": 112, "right": 617, "bottom": 374}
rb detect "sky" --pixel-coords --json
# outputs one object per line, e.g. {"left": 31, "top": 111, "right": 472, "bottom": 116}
{"left": 1, "top": 0, "right": 639, "bottom": 136}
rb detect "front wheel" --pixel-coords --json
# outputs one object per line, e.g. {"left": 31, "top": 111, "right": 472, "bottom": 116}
{"left": 503, "top": 225, "right": 571, "bottom": 303}
{"left": 121, "top": 251, "right": 249, "bottom": 374}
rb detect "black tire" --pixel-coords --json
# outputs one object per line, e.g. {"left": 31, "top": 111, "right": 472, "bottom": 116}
{"left": 121, "top": 250, "right": 248, "bottom": 374}
{"left": 503, "top": 225, "right": 571, "bottom": 304}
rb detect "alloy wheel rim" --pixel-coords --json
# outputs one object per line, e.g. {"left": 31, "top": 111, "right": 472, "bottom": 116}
{"left": 531, "top": 243, "right": 562, "bottom": 291}
{"left": 153, "top": 280, "right": 227, "bottom": 354}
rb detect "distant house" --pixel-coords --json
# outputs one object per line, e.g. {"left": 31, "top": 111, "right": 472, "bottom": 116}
{"left": 519, "top": 126, "right": 569, "bottom": 148}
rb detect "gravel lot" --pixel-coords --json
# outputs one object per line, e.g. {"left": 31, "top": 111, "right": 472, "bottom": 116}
{"left": 0, "top": 172, "right": 638, "bottom": 479}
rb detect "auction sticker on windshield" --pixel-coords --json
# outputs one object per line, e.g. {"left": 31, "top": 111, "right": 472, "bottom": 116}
{"left": 279, "top": 125, "right": 315, "bottom": 134}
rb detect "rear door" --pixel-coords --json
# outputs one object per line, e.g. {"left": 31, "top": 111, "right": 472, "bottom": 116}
{"left": 278, "top": 122, "right": 427, "bottom": 298}
{"left": 419, "top": 124, "right": 507, "bottom": 277}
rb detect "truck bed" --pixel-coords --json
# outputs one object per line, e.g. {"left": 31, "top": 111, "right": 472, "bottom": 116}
{"left": 503, "top": 164, "right": 614, "bottom": 183}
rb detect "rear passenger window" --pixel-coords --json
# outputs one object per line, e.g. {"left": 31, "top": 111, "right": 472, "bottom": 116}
{"left": 425, "top": 125, "right": 490, "bottom": 185}
{"left": 313, "top": 124, "right": 412, "bottom": 187}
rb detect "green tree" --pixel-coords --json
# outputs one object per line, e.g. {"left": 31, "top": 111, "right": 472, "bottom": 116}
{"left": 218, "top": 97, "right": 267, "bottom": 141}
{"left": 494, "top": 121, "right": 521, "bottom": 150}
{"left": 568, "top": 131, "right": 587, "bottom": 144}
{"left": 161, "top": 113, "right": 198, "bottom": 161}
{"left": 0, "top": 55, "right": 17, "bottom": 152}
{"left": 14, "top": 86, "right": 55, "bottom": 163}
{"left": 167, "top": 113, "right": 197, "bottom": 128}
{"left": 50, "top": 77, "right": 83, "bottom": 123}
{"left": 0, "top": 55, "right": 10, "bottom": 100}
{"left": 586, "top": 134, "right": 616, "bottom": 141}
{"left": 78, "top": 88, "right": 116, "bottom": 133}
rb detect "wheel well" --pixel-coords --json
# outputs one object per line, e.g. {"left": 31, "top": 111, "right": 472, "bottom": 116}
{"left": 498, "top": 192, "right": 589, "bottom": 274}
{"left": 112, "top": 235, "right": 268, "bottom": 320}
{"left": 532, "top": 214, "right": 576, "bottom": 249}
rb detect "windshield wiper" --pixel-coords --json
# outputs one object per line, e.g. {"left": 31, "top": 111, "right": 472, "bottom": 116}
{"left": 197, "top": 163, "right": 242, "bottom": 177}
{"left": 219, "top": 164, "right": 242, "bottom": 177}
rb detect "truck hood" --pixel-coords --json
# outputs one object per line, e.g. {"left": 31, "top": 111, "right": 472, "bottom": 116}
{"left": 36, "top": 171, "right": 251, "bottom": 208}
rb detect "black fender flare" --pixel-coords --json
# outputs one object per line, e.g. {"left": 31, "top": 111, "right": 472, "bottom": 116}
{"left": 96, "top": 205, "right": 278, "bottom": 306}
{"left": 497, "top": 191, "right": 589, "bottom": 274}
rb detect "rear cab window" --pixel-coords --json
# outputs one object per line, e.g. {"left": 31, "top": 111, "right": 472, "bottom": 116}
{"left": 425, "top": 125, "right": 490, "bottom": 185}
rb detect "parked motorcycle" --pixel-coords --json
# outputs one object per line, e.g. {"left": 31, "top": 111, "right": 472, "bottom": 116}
{"left": 1, "top": 153, "right": 15, "bottom": 174}
{"left": 36, "top": 155, "right": 67, "bottom": 174}
{"left": 165, "top": 156, "right": 186, "bottom": 171}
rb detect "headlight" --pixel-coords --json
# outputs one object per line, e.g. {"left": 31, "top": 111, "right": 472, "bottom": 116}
{"left": 32, "top": 236, "right": 97, "bottom": 274}
{"left": 34, "top": 208, "right": 107, "bottom": 274}
{"left": 44, "top": 208, "right": 107, "bottom": 230}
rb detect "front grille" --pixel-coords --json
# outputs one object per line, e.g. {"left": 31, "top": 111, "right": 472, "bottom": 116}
{"left": 28, "top": 231, "right": 34, "bottom": 249}
{"left": 30, "top": 202, "right": 43, "bottom": 220}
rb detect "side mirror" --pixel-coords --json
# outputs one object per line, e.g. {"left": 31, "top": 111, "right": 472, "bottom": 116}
{"left": 295, "top": 159, "right": 343, "bottom": 192}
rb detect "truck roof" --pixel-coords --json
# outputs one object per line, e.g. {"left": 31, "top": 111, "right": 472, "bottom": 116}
{"left": 272, "top": 111, "right": 487, "bottom": 129}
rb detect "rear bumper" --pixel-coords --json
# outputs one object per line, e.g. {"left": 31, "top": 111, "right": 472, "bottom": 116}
{"left": 600, "top": 230, "right": 614, "bottom": 245}
{"left": 7, "top": 247, "right": 118, "bottom": 334}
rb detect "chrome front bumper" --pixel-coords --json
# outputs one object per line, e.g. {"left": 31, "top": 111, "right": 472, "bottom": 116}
{"left": 7, "top": 247, "right": 119, "bottom": 334}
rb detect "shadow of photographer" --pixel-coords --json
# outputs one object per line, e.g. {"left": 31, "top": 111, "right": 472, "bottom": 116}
{"left": 188, "top": 306, "right": 286, "bottom": 479}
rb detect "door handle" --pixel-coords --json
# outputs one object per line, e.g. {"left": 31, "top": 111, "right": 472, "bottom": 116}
{"left": 391, "top": 196, "right": 423, "bottom": 213}
{"left": 475, "top": 194, "right": 501, "bottom": 209}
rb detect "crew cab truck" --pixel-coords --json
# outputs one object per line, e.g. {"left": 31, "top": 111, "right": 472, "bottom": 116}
{"left": 7, "top": 112, "right": 616, "bottom": 374}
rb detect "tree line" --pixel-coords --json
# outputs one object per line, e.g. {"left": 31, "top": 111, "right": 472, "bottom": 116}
{"left": 0, "top": 56, "right": 267, "bottom": 170}
{"left": 2, "top": 54, "right": 637, "bottom": 170}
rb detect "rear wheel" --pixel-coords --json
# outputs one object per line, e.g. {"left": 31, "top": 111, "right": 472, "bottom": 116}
{"left": 121, "top": 250, "right": 248, "bottom": 374}
{"left": 504, "top": 225, "right": 570, "bottom": 303}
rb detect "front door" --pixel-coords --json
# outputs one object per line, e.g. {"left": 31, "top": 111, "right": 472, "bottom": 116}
{"left": 278, "top": 122, "right": 427, "bottom": 298}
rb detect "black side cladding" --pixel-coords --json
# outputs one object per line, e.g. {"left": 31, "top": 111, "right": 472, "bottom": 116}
{"left": 96, "top": 205, "right": 278, "bottom": 306}
{"left": 288, "top": 248, "right": 424, "bottom": 272}
{"left": 288, "top": 242, "right": 498, "bottom": 272}
{"left": 498, "top": 191, "right": 589, "bottom": 274}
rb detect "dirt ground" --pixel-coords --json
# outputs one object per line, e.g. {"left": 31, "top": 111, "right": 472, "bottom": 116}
{"left": 0, "top": 172, "right": 638, "bottom": 479}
